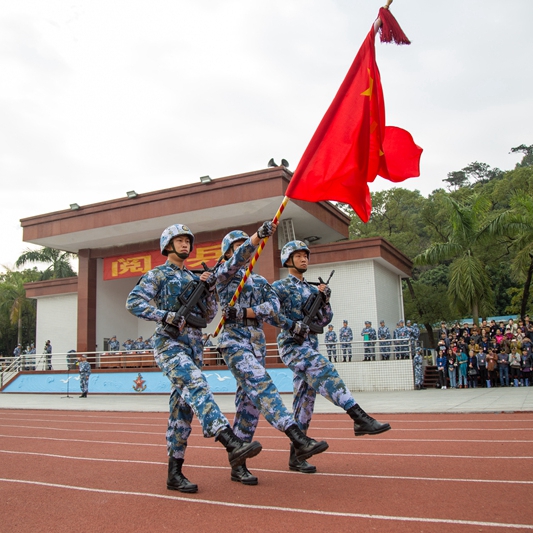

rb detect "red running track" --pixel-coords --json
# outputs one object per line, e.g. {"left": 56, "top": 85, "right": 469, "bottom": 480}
{"left": 1, "top": 409, "right": 533, "bottom": 532}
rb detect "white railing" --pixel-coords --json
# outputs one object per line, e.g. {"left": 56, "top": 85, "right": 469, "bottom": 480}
{"left": 1, "top": 338, "right": 426, "bottom": 388}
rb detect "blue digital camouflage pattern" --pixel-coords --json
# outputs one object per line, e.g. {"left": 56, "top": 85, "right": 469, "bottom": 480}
{"left": 378, "top": 323, "right": 392, "bottom": 360}
{"left": 78, "top": 360, "right": 91, "bottom": 393}
{"left": 126, "top": 260, "right": 229, "bottom": 459}
{"left": 413, "top": 349, "right": 424, "bottom": 386}
{"left": 108, "top": 338, "right": 120, "bottom": 351}
{"left": 324, "top": 328, "right": 337, "bottom": 362}
{"left": 216, "top": 237, "right": 295, "bottom": 442}
{"left": 361, "top": 325, "right": 377, "bottom": 361}
{"left": 272, "top": 274, "right": 356, "bottom": 431}
{"left": 393, "top": 323, "right": 411, "bottom": 359}
{"left": 339, "top": 324, "right": 353, "bottom": 362}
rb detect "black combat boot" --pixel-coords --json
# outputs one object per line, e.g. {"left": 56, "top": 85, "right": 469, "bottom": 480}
{"left": 347, "top": 404, "right": 391, "bottom": 436}
{"left": 284, "top": 425, "right": 328, "bottom": 462}
{"left": 216, "top": 427, "right": 262, "bottom": 468}
{"left": 167, "top": 457, "right": 198, "bottom": 493}
{"left": 230, "top": 461, "right": 258, "bottom": 485}
{"left": 288, "top": 444, "right": 317, "bottom": 474}
{"left": 79, "top": 392, "right": 87, "bottom": 398}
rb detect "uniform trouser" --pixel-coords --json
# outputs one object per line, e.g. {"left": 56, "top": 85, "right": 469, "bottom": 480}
{"left": 341, "top": 344, "right": 352, "bottom": 361}
{"left": 155, "top": 343, "right": 230, "bottom": 460}
{"left": 79, "top": 374, "right": 89, "bottom": 393}
{"left": 364, "top": 343, "right": 375, "bottom": 360}
{"left": 326, "top": 346, "right": 337, "bottom": 362}
{"left": 221, "top": 344, "right": 295, "bottom": 443}
{"left": 281, "top": 344, "right": 356, "bottom": 431}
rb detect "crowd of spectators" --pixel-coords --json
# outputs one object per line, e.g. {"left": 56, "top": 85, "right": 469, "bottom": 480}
{"left": 435, "top": 317, "right": 533, "bottom": 389}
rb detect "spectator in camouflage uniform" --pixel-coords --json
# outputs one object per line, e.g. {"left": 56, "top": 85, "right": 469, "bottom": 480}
{"left": 108, "top": 335, "right": 120, "bottom": 352}
{"left": 339, "top": 320, "right": 353, "bottom": 362}
{"left": 377, "top": 320, "right": 391, "bottom": 360}
{"left": 361, "top": 321, "right": 377, "bottom": 361}
{"left": 393, "top": 320, "right": 410, "bottom": 359}
{"left": 273, "top": 241, "right": 391, "bottom": 472}
{"left": 324, "top": 325, "right": 337, "bottom": 362}
{"left": 216, "top": 225, "right": 328, "bottom": 483}
{"left": 126, "top": 223, "right": 262, "bottom": 494}
{"left": 77, "top": 354, "right": 91, "bottom": 397}
{"left": 413, "top": 348, "right": 425, "bottom": 390}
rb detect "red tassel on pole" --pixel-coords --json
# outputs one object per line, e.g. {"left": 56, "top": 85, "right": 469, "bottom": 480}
{"left": 378, "top": 6, "right": 411, "bottom": 45}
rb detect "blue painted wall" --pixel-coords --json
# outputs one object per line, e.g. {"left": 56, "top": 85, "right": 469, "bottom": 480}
{"left": 3, "top": 368, "right": 296, "bottom": 394}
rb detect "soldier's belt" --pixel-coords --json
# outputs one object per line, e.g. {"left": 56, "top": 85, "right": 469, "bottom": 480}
{"left": 225, "top": 318, "right": 259, "bottom": 328}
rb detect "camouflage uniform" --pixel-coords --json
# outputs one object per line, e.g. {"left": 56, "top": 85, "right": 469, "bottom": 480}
{"left": 361, "top": 322, "right": 377, "bottom": 361}
{"left": 413, "top": 348, "right": 424, "bottom": 389}
{"left": 216, "top": 236, "right": 295, "bottom": 442}
{"left": 126, "top": 261, "right": 229, "bottom": 460}
{"left": 273, "top": 275, "right": 357, "bottom": 432}
{"left": 108, "top": 337, "right": 120, "bottom": 352}
{"left": 409, "top": 322, "right": 420, "bottom": 357}
{"left": 324, "top": 327, "right": 337, "bottom": 362}
{"left": 339, "top": 322, "right": 353, "bottom": 362}
{"left": 393, "top": 322, "right": 410, "bottom": 360}
{"left": 122, "top": 339, "right": 134, "bottom": 351}
{"left": 78, "top": 359, "right": 91, "bottom": 394}
{"left": 377, "top": 322, "right": 391, "bottom": 360}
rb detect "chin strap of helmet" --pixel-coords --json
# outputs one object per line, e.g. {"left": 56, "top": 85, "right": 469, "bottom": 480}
{"left": 286, "top": 255, "right": 308, "bottom": 274}
{"left": 167, "top": 240, "right": 190, "bottom": 259}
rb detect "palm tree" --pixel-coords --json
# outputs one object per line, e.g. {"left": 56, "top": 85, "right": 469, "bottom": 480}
{"left": 413, "top": 195, "right": 494, "bottom": 325}
{"left": 0, "top": 270, "right": 38, "bottom": 346}
{"left": 484, "top": 193, "right": 533, "bottom": 319}
{"left": 15, "top": 247, "right": 77, "bottom": 280}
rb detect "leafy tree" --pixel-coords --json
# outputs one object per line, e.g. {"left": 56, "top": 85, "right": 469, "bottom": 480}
{"left": 0, "top": 269, "right": 39, "bottom": 352}
{"left": 349, "top": 188, "right": 430, "bottom": 259}
{"left": 15, "top": 247, "right": 77, "bottom": 280}
{"left": 443, "top": 171, "right": 468, "bottom": 191}
{"left": 413, "top": 195, "right": 494, "bottom": 325}
{"left": 511, "top": 144, "right": 533, "bottom": 168}
{"left": 483, "top": 192, "right": 533, "bottom": 319}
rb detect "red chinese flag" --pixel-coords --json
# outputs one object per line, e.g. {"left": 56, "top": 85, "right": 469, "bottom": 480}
{"left": 286, "top": 23, "right": 422, "bottom": 222}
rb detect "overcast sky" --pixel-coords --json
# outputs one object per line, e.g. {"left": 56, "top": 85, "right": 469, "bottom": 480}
{"left": 1, "top": 0, "right": 532, "bottom": 271}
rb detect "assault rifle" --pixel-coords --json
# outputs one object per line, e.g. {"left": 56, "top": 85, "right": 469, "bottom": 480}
{"left": 161, "top": 258, "right": 222, "bottom": 339}
{"left": 293, "top": 270, "right": 335, "bottom": 345}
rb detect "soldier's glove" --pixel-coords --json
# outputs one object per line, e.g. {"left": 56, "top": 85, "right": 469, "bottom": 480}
{"left": 163, "top": 312, "right": 186, "bottom": 333}
{"left": 257, "top": 221, "right": 274, "bottom": 239}
{"left": 290, "top": 321, "right": 310, "bottom": 337}
{"left": 223, "top": 305, "right": 246, "bottom": 322}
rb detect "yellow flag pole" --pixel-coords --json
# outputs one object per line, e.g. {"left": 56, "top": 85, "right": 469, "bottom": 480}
{"left": 212, "top": 195, "right": 290, "bottom": 337}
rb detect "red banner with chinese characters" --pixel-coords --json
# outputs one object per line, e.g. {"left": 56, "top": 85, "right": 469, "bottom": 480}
{"left": 103, "top": 241, "right": 221, "bottom": 281}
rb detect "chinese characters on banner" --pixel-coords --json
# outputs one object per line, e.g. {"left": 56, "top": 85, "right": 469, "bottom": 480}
{"left": 103, "top": 241, "right": 221, "bottom": 281}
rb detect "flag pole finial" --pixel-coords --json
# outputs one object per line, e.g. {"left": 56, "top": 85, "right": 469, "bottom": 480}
{"left": 384, "top": 0, "right": 393, "bottom": 9}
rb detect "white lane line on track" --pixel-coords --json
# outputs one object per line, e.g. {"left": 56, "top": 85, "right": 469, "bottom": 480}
{"left": 0, "top": 477, "right": 531, "bottom": 529}
{"left": 0, "top": 449, "right": 531, "bottom": 486}
{"left": 2, "top": 412, "right": 533, "bottom": 425}
{"left": 1, "top": 420, "right": 533, "bottom": 438}
{"left": 1, "top": 431, "right": 533, "bottom": 445}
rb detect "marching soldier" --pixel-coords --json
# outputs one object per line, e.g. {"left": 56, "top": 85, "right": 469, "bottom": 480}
{"left": 126, "top": 223, "right": 263, "bottom": 494}
{"left": 216, "top": 225, "right": 328, "bottom": 483}
{"left": 273, "top": 241, "right": 391, "bottom": 473}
